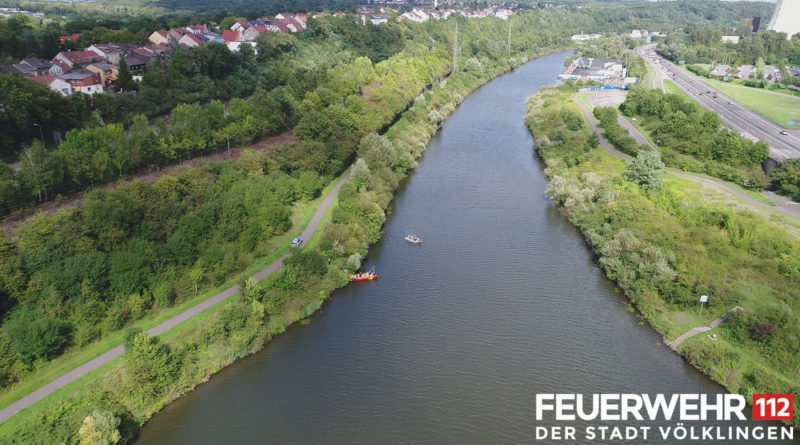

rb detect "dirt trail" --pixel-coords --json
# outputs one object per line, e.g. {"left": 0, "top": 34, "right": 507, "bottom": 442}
{"left": 0, "top": 131, "right": 295, "bottom": 237}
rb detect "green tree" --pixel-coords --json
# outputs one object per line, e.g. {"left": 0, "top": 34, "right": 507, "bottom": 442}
{"left": 78, "top": 410, "right": 121, "bottom": 445}
{"left": 242, "top": 276, "right": 262, "bottom": 302}
{"left": 624, "top": 150, "right": 665, "bottom": 191}
{"left": 116, "top": 57, "right": 134, "bottom": 93}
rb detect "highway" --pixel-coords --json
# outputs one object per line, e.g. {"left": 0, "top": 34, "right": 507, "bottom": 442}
{"left": 637, "top": 44, "right": 800, "bottom": 161}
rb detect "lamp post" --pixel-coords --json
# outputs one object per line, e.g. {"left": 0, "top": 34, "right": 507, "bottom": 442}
{"left": 33, "top": 123, "right": 44, "bottom": 142}
{"left": 120, "top": 106, "right": 130, "bottom": 127}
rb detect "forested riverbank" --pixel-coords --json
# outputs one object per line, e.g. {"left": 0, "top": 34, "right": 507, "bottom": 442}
{"left": 0, "top": 12, "right": 569, "bottom": 443}
{"left": 526, "top": 84, "right": 800, "bottom": 429}
{"left": 0, "top": 2, "right": 787, "bottom": 441}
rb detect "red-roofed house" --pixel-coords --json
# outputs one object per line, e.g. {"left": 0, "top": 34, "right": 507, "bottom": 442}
{"left": 49, "top": 59, "right": 71, "bottom": 75}
{"left": 31, "top": 75, "right": 73, "bottom": 96}
{"left": 57, "top": 69, "right": 103, "bottom": 95}
{"left": 148, "top": 30, "right": 171, "bottom": 45}
{"left": 231, "top": 20, "right": 249, "bottom": 31}
{"left": 222, "top": 29, "right": 242, "bottom": 43}
{"left": 178, "top": 32, "right": 203, "bottom": 48}
{"left": 53, "top": 50, "right": 103, "bottom": 69}
{"left": 59, "top": 33, "right": 81, "bottom": 46}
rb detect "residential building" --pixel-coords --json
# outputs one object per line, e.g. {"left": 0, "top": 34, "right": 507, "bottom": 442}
{"left": 148, "top": 30, "right": 171, "bottom": 45}
{"left": 57, "top": 69, "right": 103, "bottom": 95}
{"left": 222, "top": 29, "right": 242, "bottom": 43}
{"left": 30, "top": 74, "right": 72, "bottom": 96}
{"left": 86, "top": 62, "right": 118, "bottom": 84}
{"left": 86, "top": 43, "right": 133, "bottom": 64}
{"left": 178, "top": 32, "right": 203, "bottom": 48}
{"left": 53, "top": 50, "right": 103, "bottom": 68}
{"left": 124, "top": 54, "right": 149, "bottom": 72}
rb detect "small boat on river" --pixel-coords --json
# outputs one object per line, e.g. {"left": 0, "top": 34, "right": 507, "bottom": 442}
{"left": 404, "top": 233, "right": 421, "bottom": 244}
{"left": 350, "top": 268, "right": 378, "bottom": 282}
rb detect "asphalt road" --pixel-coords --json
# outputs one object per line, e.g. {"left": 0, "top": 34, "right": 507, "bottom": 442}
{"left": 0, "top": 171, "right": 352, "bottom": 424}
{"left": 637, "top": 44, "right": 800, "bottom": 160}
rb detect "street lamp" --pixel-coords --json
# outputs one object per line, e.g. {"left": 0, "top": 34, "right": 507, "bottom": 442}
{"left": 120, "top": 106, "right": 130, "bottom": 127}
{"left": 33, "top": 123, "right": 44, "bottom": 142}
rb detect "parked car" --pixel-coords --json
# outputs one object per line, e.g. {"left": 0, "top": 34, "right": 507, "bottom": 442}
{"left": 290, "top": 237, "right": 303, "bottom": 247}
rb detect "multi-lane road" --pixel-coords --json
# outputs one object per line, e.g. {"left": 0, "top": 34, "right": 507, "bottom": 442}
{"left": 637, "top": 44, "right": 800, "bottom": 161}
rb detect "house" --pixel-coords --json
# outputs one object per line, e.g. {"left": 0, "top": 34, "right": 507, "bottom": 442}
{"left": 49, "top": 60, "right": 71, "bottom": 75}
{"left": 86, "top": 43, "right": 133, "bottom": 65}
{"left": 86, "top": 62, "right": 118, "bottom": 84}
{"left": 721, "top": 36, "right": 740, "bottom": 44}
{"left": 361, "top": 13, "right": 390, "bottom": 25}
{"left": 222, "top": 29, "right": 242, "bottom": 43}
{"left": 53, "top": 50, "right": 103, "bottom": 69}
{"left": 30, "top": 74, "right": 72, "bottom": 96}
{"left": 186, "top": 24, "right": 210, "bottom": 35}
{"left": 0, "top": 64, "right": 27, "bottom": 75}
{"left": 0, "top": 58, "right": 52, "bottom": 76}
{"left": 57, "top": 69, "right": 103, "bottom": 95}
{"left": 124, "top": 54, "right": 149, "bottom": 72}
{"left": 178, "top": 32, "right": 203, "bottom": 48}
{"left": 148, "top": 30, "right": 171, "bottom": 45}
{"left": 59, "top": 33, "right": 81, "bottom": 46}
{"left": 243, "top": 27, "right": 262, "bottom": 41}
{"left": 571, "top": 34, "right": 603, "bottom": 42}
{"left": 735, "top": 65, "right": 755, "bottom": 79}
{"left": 19, "top": 58, "right": 53, "bottom": 76}
{"left": 231, "top": 20, "right": 248, "bottom": 32}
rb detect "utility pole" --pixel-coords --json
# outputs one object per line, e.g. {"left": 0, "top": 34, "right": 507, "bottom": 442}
{"left": 452, "top": 21, "right": 459, "bottom": 73}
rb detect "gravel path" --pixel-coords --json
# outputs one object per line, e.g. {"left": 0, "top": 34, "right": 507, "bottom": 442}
{"left": 0, "top": 171, "right": 351, "bottom": 424}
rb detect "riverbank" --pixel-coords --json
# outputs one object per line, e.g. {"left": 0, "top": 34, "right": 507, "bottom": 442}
{"left": 526, "top": 84, "right": 800, "bottom": 429}
{"left": 0, "top": 48, "right": 566, "bottom": 443}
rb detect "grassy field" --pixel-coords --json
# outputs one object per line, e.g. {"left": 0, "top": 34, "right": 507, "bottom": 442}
{"left": 0, "top": 169, "right": 347, "bottom": 412}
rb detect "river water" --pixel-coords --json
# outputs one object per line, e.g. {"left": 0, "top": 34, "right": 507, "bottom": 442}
{"left": 136, "top": 52, "right": 798, "bottom": 444}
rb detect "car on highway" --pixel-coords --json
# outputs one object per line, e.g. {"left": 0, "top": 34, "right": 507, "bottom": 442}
{"left": 290, "top": 237, "right": 303, "bottom": 247}
{"left": 780, "top": 130, "right": 789, "bottom": 135}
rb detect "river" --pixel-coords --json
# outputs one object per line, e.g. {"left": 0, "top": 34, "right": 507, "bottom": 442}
{"left": 136, "top": 52, "right": 798, "bottom": 444}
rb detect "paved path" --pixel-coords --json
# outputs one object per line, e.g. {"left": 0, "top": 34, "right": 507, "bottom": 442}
{"left": 0, "top": 171, "right": 351, "bottom": 424}
{"left": 666, "top": 307, "right": 743, "bottom": 349}
{"left": 575, "top": 94, "right": 800, "bottom": 219}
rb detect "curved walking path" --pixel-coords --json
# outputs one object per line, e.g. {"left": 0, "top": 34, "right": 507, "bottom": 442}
{"left": 666, "top": 307, "right": 743, "bottom": 350}
{"left": 0, "top": 171, "right": 351, "bottom": 424}
{"left": 574, "top": 95, "right": 800, "bottom": 219}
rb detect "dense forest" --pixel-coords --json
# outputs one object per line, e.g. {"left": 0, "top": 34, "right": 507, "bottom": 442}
{"left": 658, "top": 26, "right": 800, "bottom": 67}
{"left": 2, "top": 1, "right": 775, "bottom": 218}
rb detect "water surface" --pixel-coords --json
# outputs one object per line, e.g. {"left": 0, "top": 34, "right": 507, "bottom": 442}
{"left": 137, "top": 52, "right": 797, "bottom": 445}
